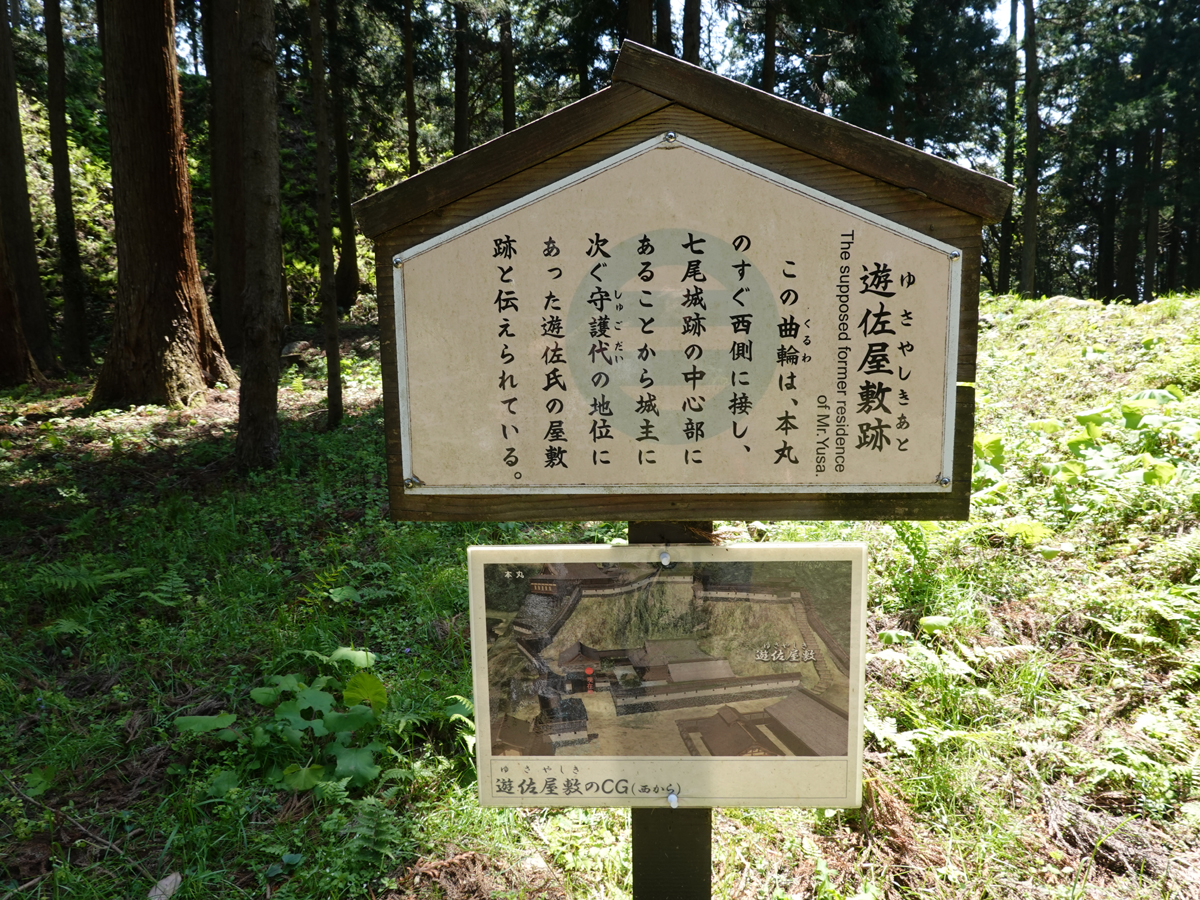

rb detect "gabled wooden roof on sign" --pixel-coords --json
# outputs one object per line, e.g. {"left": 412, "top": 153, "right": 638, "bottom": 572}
{"left": 353, "top": 41, "right": 1012, "bottom": 240}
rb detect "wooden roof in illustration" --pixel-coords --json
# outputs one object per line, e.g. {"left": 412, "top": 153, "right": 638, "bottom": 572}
{"left": 354, "top": 41, "right": 1012, "bottom": 242}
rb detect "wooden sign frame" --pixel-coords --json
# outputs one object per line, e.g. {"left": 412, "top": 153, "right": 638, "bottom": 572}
{"left": 355, "top": 43, "right": 1012, "bottom": 524}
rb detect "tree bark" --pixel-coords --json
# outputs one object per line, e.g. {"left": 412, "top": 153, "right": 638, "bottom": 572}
{"left": 1142, "top": 124, "right": 1162, "bottom": 302}
{"left": 997, "top": 0, "right": 1017, "bottom": 294}
{"left": 682, "top": 0, "right": 700, "bottom": 64}
{"left": 403, "top": 0, "right": 419, "bottom": 174}
{"left": 206, "top": 0, "right": 246, "bottom": 363}
{"left": 655, "top": 0, "right": 672, "bottom": 54}
{"left": 235, "top": 0, "right": 285, "bottom": 468}
{"left": 1096, "top": 143, "right": 1117, "bottom": 300}
{"left": 0, "top": 1, "right": 53, "bottom": 371}
{"left": 1115, "top": 132, "right": 1148, "bottom": 302}
{"left": 327, "top": 0, "right": 357, "bottom": 314}
{"left": 628, "top": 0, "right": 651, "bottom": 45}
{"left": 309, "top": 0, "right": 341, "bottom": 428}
{"left": 1018, "top": 0, "right": 1038, "bottom": 297}
{"left": 499, "top": 10, "right": 515, "bottom": 132}
{"left": 453, "top": 1, "right": 470, "bottom": 154}
{"left": 92, "top": 0, "right": 235, "bottom": 408}
{"left": 0, "top": 200, "right": 40, "bottom": 387}
{"left": 46, "top": 0, "right": 90, "bottom": 369}
{"left": 761, "top": 0, "right": 776, "bottom": 93}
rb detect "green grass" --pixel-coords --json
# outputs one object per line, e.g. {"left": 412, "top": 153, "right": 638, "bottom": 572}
{"left": 3, "top": 295, "right": 1200, "bottom": 898}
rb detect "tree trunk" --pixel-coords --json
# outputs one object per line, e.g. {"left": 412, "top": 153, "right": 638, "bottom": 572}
{"left": 309, "top": 0, "right": 341, "bottom": 428}
{"left": 0, "top": 1, "right": 53, "bottom": 370}
{"left": 0, "top": 204, "right": 40, "bottom": 386}
{"left": 92, "top": 0, "right": 235, "bottom": 408}
{"left": 499, "top": 10, "right": 515, "bottom": 132}
{"left": 628, "top": 0, "right": 651, "bottom": 45}
{"left": 682, "top": 0, "right": 700, "bottom": 64}
{"left": 1018, "top": 0, "right": 1038, "bottom": 297}
{"left": 403, "top": 0, "right": 419, "bottom": 174}
{"left": 1115, "top": 133, "right": 1148, "bottom": 301}
{"left": 761, "top": 1, "right": 776, "bottom": 92}
{"left": 1096, "top": 143, "right": 1117, "bottom": 300}
{"left": 997, "top": 0, "right": 1017, "bottom": 294}
{"left": 655, "top": 0, "right": 672, "bottom": 54}
{"left": 453, "top": 1, "right": 470, "bottom": 154}
{"left": 235, "top": 0, "right": 285, "bottom": 468}
{"left": 206, "top": 0, "right": 246, "bottom": 363}
{"left": 1142, "top": 124, "right": 1162, "bottom": 302}
{"left": 1185, "top": 204, "right": 1200, "bottom": 292}
{"left": 46, "top": 0, "right": 90, "bottom": 369}
{"left": 1164, "top": 160, "right": 1182, "bottom": 293}
{"left": 327, "top": 0, "right": 357, "bottom": 314}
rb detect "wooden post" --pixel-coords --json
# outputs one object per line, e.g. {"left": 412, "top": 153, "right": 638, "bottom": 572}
{"left": 628, "top": 520, "right": 713, "bottom": 900}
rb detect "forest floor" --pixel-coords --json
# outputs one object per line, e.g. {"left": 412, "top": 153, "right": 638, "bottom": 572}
{"left": 3, "top": 295, "right": 1200, "bottom": 899}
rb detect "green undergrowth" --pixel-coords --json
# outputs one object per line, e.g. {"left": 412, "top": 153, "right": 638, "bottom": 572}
{"left": 3, "top": 294, "right": 1200, "bottom": 899}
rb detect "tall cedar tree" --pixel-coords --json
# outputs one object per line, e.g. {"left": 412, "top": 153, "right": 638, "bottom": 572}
{"left": 309, "top": 0, "right": 342, "bottom": 427}
{"left": 235, "top": 0, "right": 285, "bottom": 468}
{"left": 204, "top": 0, "right": 247, "bottom": 363}
{"left": 0, "top": 195, "right": 40, "bottom": 386}
{"left": 45, "top": 0, "right": 90, "bottom": 369}
{"left": 453, "top": 1, "right": 470, "bottom": 152}
{"left": 92, "top": 0, "right": 235, "bottom": 407}
{"left": 326, "top": 0, "right": 358, "bottom": 314}
{"left": 1019, "top": 0, "right": 1039, "bottom": 296}
{"left": 0, "top": 0, "right": 53, "bottom": 371}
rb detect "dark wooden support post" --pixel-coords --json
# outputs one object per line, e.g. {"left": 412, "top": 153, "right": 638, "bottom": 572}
{"left": 628, "top": 520, "right": 713, "bottom": 900}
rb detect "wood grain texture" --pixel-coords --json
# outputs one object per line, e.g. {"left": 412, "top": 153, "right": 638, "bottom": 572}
{"left": 353, "top": 83, "right": 670, "bottom": 239}
{"left": 612, "top": 42, "right": 1013, "bottom": 224}
{"left": 371, "top": 105, "right": 981, "bottom": 523}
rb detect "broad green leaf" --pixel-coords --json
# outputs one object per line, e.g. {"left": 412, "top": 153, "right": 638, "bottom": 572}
{"left": 176, "top": 713, "right": 236, "bottom": 734}
{"left": 445, "top": 695, "right": 474, "bottom": 726}
{"left": 878, "top": 629, "right": 913, "bottom": 646}
{"left": 281, "top": 853, "right": 305, "bottom": 867}
{"left": 1041, "top": 460, "right": 1087, "bottom": 484}
{"left": 1074, "top": 406, "right": 1116, "bottom": 427}
{"left": 344, "top": 671, "right": 387, "bottom": 710}
{"left": 327, "top": 742, "right": 382, "bottom": 787}
{"left": 1120, "top": 398, "right": 1162, "bottom": 428}
{"left": 972, "top": 433, "right": 1005, "bottom": 469}
{"left": 206, "top": 769, "right": 239, "bottom": 797}
{"left": 250, "top": 686, "right": 281, "bottom": 707}
{"left": 1065, "top": 431, "right": 1098, "bottom": 456}
{"left": 325, "top": 706, "right": 376, "bottom": 737}
{"left": 282, "top": 764, "right": 325, "bottom": 791}
{"left": 24, "top": 765, "right": 58, "bottom": 798}
{"left": 1131, "top": 388, "right": 1178, "bottom": 405}
{"left": 1029, "top": 419, "right": 1064, "bottom": 434}
{"left": 269, "top": 674, "right": 305, "bottom": 693}
{"left": 296, "top": 687, "right": 336, "bottom": 715}
{"left": 918, "top": 615, "right": 952, "bottom": 634}
{"left": 1002, "top": 520, "right": 1054, "bottom": 547}
{"left": 328, "top": 586, "right": 361, "bottom": 604}
{"left": 330, "top": 647, "right": 376, "bottom": 669}
{"left": 1143, "top": 462, "right": 1176, "bottom": 485}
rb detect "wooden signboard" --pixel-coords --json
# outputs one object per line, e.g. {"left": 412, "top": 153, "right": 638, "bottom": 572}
{"left": 469, "top": 543, "right": 867, "bottom": 808}
{"left": 355, "top": 43, "right": 1012, "bottom": 524}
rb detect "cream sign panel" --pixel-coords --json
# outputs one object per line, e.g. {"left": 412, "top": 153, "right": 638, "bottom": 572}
{"left": 394, "top": 134, "right": 962, "bottom": 494}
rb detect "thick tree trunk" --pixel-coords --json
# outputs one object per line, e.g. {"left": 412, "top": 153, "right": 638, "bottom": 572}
{"left": 628, "top": 0, "right": 651, "bottom": 45}
{"left": 403, "top": 0, "right": 419, "bottom": 174}
{"left": 453, "top": 2, "right": 470, "bottom": 154}
{"left": 997, "top": 0, "right": 1017, "bottom": 294}
{"left": 206, "top": 0, "right": 246, "bottom": 363}
{"left": 1164, "top": 161, "right": 1182, "bottom": 293}
{"left": 0, "top": 2, "right": 53, "bottom": 370}
{"left": 761, "top": 1, "right": 776, "bottom": 93}
{"left": 682, "top": 0, "right": 700, "bottom": 64}
{"left": 655, "top": 0, "right": 672, "bottom": 54}
{"left": 327, "top": 0, "right": 357, "bottom": 313}
{"left": 46, "top": 0, "right": 90, "bottom": 369}
{"left": 1018, "top": 0, "right": 1038, "bottom": 297}
{"left": 499, "top": 11, "right": 515, "bottom": 132}
{"left": 0, "top": 206, "right": 40, "bottom": 386}
{"left": 235, "top": 0, "right": 285, "bottom": 468}
{"left": 309, "top": 0, "right": 341, "bottom": 428}
{"left": 93, "top": 0, "right": 235, "bottom": 408}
